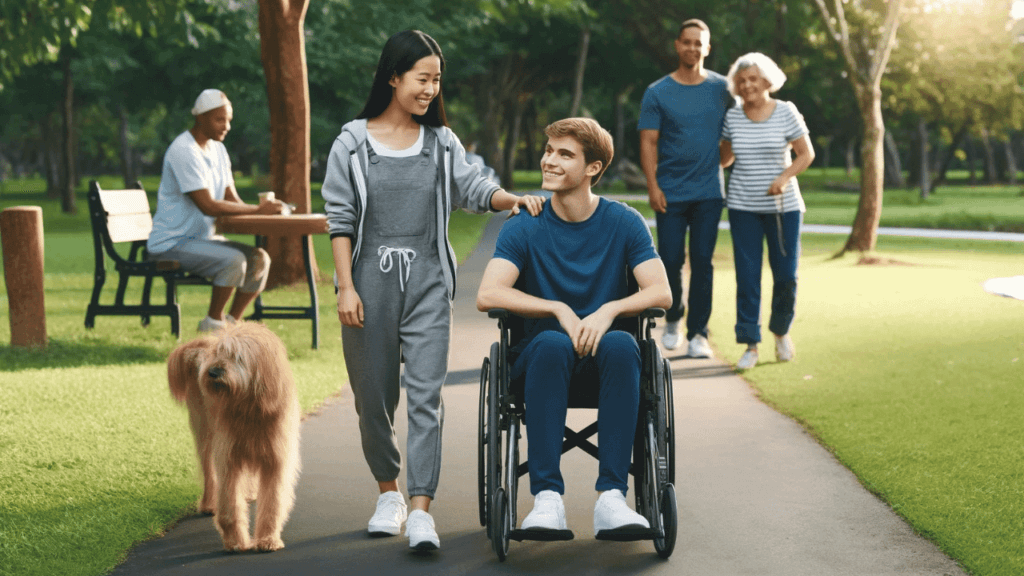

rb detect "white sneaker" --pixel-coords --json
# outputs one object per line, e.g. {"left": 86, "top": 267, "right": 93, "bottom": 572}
{"left": 197, "top": 315, "right": 227, "bottom": 333}
{"left": 368, "top": 491, "right": 407, "bottom": 536}
{"left": 687, "top": 334, "right": 713, "bottom": 358}
{"left": 661, "top": 321, "right": 681, "bottom": 350}
{"left": 225, "top": 314, "right": 237, "bottom": 324}
{"left": 736, "top": 348, "right": 758, "bottom": 370}
{"left": 775, "top": 334, "right": 795, "bottom": 362}
{"left": 405, "top": 509, "right": 440, "bottom": 550}
{"left": 521, "top": 490, "right": 567, "bottom": 531}
{"left": 594, "top": 489, "right": 649, "bottom": 533}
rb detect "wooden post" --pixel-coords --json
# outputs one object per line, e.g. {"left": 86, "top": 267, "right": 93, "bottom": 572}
{"left": 1, "top": 207, "right": 47, "bottom": 347}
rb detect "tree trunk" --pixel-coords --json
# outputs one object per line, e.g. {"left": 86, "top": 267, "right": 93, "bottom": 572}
{"left": 933, "top": 123, "right": 969, "bottom": 191}
{"left": 613, "top": 85, "right": 633, "bottom": 169}
{"left": 501, "top": 96, "right": 526, "bottom": 190}
{"left": 118, "top": 103, "right": 136, "bottom": 188}
{"left": 568, "top": 26, "right": 590, "bottom": 118}
{"left": 477, "top": 77, "right": 502, "bottom": 172}
{"left": 258, "top": 0, "right": 315, "bottom": 289}
{"left": 41, "top": 114, "right": 61, "bottom": 199}
{"left": 1006, "top": 135, "right": 1018, "bottom": 186}
{"left": 59, "top": 49, "right": 77, "bottom": 215}
{"left": 842, "top": 85, "right": 885, "bottom": 255}
{"left": 979, "top": 127, "right": 997, "bottom": 184}
{"left": 918, "top": 118, "right": 930, "bottom": 199}
{"left": 883, "top": 129, "right": 905, "bottom": 188}
{"left": 967, "top": 137, "right": 977, "bottom": 184}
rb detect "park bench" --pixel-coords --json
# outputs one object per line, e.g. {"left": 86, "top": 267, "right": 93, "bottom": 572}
{"left": 85, "top": 180, "right": 212, "bottom": 338}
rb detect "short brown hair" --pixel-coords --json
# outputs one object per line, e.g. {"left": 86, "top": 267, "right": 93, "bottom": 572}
{"left": 678, "top": 18, "right": 710, "bottom": 38}
{"left": 543, "top": 118, "right": 614, "bottom": 186}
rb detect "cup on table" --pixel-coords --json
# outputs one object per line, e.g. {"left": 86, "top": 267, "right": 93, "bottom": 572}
{"left": 258, "top": 191, "right": 275, "bottom": 203}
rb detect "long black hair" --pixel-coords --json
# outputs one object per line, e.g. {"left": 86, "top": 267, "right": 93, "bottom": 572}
{"left": 356, "top": 30, "right": 448, "bottom": 127}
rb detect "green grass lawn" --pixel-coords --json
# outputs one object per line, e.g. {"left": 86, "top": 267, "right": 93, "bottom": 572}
{"left": 0, "top": 176, "right": 488, "bottom": 576}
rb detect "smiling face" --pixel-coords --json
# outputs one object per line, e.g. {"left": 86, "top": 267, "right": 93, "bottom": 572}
{"left": 734, "top": 66, "right": 772, "bottom": 105}
{"left": 674, "top": 26, "right": 710, "bottom": 70}
{"left": 195, "top": 104, "right": 233, "bottom": 142}
{"left": 389, "top": 55, "right": 442, "bottom": 117}
{"left": 540, "top": 135, "right": 602, "bottom": 195}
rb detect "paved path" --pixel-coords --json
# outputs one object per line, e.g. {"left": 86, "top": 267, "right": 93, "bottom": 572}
{"left": 111, "top": 214, "right": 967, "bottom": 576}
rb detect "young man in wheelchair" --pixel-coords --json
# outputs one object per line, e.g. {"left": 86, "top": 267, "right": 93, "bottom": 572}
{"left": 476, "top": 118, "right": 672, "bottom": 535}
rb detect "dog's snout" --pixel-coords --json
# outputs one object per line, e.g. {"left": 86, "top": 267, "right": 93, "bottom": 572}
{"left": 208, "top": 367, "right": 226, "bottom": 379}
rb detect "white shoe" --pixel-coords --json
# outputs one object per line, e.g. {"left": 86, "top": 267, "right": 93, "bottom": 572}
{"left": 405, "top": 509, "right": 440, "bottom": 550}
{"left": 594, "top": 489, "right": 649, "bottom": 533}
{"left": 736, "top": 348, "right": 758, "bottom": 370}
{"left": 197, "top": 315, "right": 227, "bottom": 333}
{"left": 225, "top": 314, "right": 237, "bottom": 324}
{"left": 368, "top": 491, "right": 407, "bottom": 536}
{"left": 521, "top": 490, "right": 567, "bottom": 531}
{"left": 661, "top": 321, "right": 681, "bottom": 350}
{"left": 775, "top": 334, "right": 795, "bottom": 362}
{"left": 687, "top": 334, "right": 713, "bottom": 358}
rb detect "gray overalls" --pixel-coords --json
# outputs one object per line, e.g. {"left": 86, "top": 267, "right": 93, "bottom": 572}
{"left": 341, "top": 129, "right": 451, "bottom": 499}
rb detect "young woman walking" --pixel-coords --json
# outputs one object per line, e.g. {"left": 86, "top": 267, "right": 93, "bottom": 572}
{"left": 320, "top": 29, "right": 543, "bottom": 551}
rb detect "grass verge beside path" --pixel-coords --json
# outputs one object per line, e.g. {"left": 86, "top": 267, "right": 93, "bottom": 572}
{"left": 707, "top": 233, "right": 1024, "bottom": 576}
{"left": 0, "top": 177, "right": 491, "bottom": 576}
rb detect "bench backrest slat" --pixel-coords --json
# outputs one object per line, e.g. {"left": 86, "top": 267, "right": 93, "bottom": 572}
{"left": 97, "top": 189, "right": 154, "bottom": 243}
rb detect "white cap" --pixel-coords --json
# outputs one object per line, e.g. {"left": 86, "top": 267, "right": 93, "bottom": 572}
{"left": 191, "top": 89, "right": 231, "bottom": 116}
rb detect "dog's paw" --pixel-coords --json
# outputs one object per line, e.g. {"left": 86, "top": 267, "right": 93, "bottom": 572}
{"left": 254, "top": 536, "right": 285, "bottom": 552}
{"left": 221, "top": 535, "right": 252, "bottom": 553}
{"left": 198, "top": 500, "right": 216, "bottom": 516}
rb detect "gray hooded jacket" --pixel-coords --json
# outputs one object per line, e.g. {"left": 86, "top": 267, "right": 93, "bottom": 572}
{"left": 321, "top": 119, "right": 501, "bottom": 300}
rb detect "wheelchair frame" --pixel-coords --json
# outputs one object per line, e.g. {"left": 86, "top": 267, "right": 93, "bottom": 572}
{"left": 477, "top": 307, "right": 678, "bottom": 561}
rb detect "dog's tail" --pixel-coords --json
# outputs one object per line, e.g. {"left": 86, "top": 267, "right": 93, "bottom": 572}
{"left": 167, "top": 338, "right": 211, "bottom": 404}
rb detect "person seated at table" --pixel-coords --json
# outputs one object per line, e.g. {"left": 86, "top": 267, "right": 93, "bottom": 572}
{"left": 147, "top": 88, "right": 284, "bottom": 333}
{"left": 476, "top": 118, "right": 672, "bottom": 536}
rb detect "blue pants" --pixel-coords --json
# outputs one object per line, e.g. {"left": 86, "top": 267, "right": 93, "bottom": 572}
{"left": 727, "top": 209, "right": 802, "bottom": 344}
{"left": 655, "top": 198, "right": 723, "bottom": 339}
{"left": 511, "top": 330, "right": 641, "bottom": 495}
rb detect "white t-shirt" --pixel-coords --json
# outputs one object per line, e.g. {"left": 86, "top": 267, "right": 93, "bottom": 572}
{"left": 722, "top": 100, "right": 809, "bottom": 213}
{"left": 366, "top": 125, "right": 424, "bottom": 158}
{"left": 147, "top": 130, "right": 234, "bottom": 253}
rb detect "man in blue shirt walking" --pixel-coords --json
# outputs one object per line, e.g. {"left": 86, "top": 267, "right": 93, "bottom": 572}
{"left": 638, "top": 18, "right": 733, "bottom": 356}
{"left": 477, "top": 118, "right": 671, "bottom": 537}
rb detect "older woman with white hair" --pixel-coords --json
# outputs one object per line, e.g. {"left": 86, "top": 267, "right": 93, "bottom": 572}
{"left": 719, "top": 53, "right": 815, "bottom": 370}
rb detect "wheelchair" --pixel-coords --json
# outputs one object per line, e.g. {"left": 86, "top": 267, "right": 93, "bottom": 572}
{"left": 477, "top": 303, "right": 677, "bottom": 561}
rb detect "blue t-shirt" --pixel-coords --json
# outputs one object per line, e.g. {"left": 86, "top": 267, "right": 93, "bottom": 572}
{"left": 637, "top": 72, "right": 733, "bottom": 203}
{"left": 493, "top": 198, "right": 659, "bottom": 352}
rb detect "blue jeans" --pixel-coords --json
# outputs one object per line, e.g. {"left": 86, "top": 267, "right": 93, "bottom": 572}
{"left": 511, "top": 330, "right": 641, "bottom": 495}
{"left": 727, "top": 209, "right": 802, "bottom": 344}
{"left": 655, "top": 198, "right": 724, "bottom": 339}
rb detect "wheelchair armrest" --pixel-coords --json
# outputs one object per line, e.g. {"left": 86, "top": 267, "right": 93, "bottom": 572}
{"left": 486, "top": 308, "right": 511, "bottom": 320}
{"left": 641, "top": 308, "right": 666, "bottom": 319}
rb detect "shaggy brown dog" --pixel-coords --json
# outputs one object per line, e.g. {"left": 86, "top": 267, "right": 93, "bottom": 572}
{"left": 168, "top": 322, "right": 301, "bottom": 552}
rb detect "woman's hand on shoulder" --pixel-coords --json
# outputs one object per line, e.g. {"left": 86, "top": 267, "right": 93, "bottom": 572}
{"left": 511, "top": 194, "right": 546, "bottom": 217}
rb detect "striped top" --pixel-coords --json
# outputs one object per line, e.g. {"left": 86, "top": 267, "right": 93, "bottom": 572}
{"left": 722, "top": 100, "right": 809, "bottom": 213}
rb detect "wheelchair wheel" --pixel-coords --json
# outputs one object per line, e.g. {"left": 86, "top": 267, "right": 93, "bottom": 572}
{"left": 662, "top": 357, "right": 676, "bottom": 484}
{"left": 478, "top": 354, "right": 491, "bottom": 528}
{"left": 491, "top": 487, "right": 511, "bottom": 561}
{"left": 486, "top": 343, "right": 503, "bottom": 538}
{"left": 654, "top": 483, "right": 678, "bottom": 558}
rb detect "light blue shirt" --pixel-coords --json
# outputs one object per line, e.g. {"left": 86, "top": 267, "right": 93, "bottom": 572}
{"left": 147, "top": 130, "right": 234, "bottom": 253}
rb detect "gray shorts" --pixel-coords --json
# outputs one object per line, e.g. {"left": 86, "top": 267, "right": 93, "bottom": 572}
{"left": 150, "top": 237, "right": 269, "bottom": 293}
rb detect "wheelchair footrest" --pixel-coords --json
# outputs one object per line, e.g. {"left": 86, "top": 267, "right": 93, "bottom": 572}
{"left": 510, "top": 529, "right": 575, "bottom": 542}
{"left": 594, "top": 527, "right": 659, "bottom": 541}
